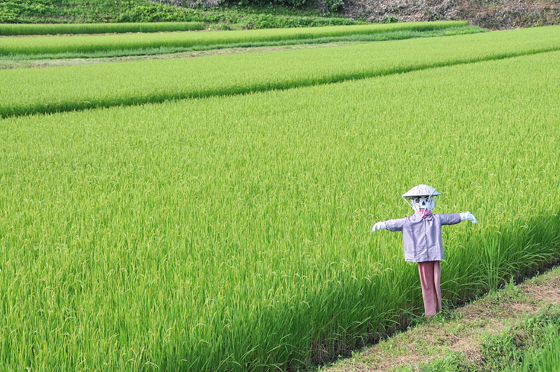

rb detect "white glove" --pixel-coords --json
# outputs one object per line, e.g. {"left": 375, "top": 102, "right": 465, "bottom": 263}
{"left": 372, "top": 222, "right": 387, "bottom": 232}
{"left": 460, "top": 212, "right": 478, "bottom": 224}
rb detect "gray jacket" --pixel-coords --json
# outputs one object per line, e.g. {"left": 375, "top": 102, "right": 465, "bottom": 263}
{"left": 385, "top": 213, "right": 461, "bottom": 263}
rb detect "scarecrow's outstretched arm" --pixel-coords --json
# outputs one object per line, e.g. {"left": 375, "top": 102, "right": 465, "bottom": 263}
{"left": 460, "top": 212, "right": 478, "bottom": 224}
{"left": 372, "top": 221, "right": 387, "bottom": 232}
{"left": 373, "top": 217, "right": 406, "bottom": 232}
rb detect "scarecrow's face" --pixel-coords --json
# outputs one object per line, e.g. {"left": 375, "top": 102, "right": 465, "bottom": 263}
{"left": 412, "top": 196, "right": 435, "bottom": 211}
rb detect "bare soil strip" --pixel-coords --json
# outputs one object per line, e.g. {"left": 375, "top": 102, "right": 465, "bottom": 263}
{"left": 0, "top": 42, "right": 356, "bottom": 70}
{"left": 322, "top": 267, "right": 560, "bottom": 371}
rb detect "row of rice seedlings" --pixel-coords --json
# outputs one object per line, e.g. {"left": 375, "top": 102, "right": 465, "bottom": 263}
{"left": 521, "top": 328, "right": 560, "bottom": 371}
{"left": 1, "top": 25, "right": 559, "bottom": 119}
{"left": 0, "top": 22, "right": 205, "bottom": 36}
{"left": 0, "top": 21, "right": 466, "bottom": 56}
{"left": 0, "top": 25, "right": 485, "bottom": 61}
{"left": 1, "top": 49, "right": 559, "bottom": 371}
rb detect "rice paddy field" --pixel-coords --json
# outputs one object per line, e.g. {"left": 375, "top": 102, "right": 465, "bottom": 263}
{"left": 1, "top": 24, "right": 560, "bottom": 371}
{"left": 1, "top": 25, "right": 559, "bottom": 118}
{"left": 0, "top": 21, "right": 465, "bottom": 57}
{"left": 0, "top": 22, "right": 205, "bottom": 36}
{"left": 521, "top": 322, "right": 560, "bottom": 371}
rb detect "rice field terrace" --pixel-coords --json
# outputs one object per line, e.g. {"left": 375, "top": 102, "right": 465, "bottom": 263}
{"left": 1, "top": 25, "right": 559, "bottom": 118}
{"left": 0, "top": 22, "right": 205, "bottom": 35}
{"left": 1, "top": 23, "right": 560, "bottom": 371}
{"left": 0, "top": 21, "right": 466, "bottom": 58}
{"left": 0, "top": 25, "right": 483, "bottom": 62}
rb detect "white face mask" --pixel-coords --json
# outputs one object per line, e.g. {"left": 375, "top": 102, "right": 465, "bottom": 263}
{"left": 411, "top": 195, "right": 436, "bottom": 212}
{"left": 402, "top": 184, "right": 440, "bottom": 214}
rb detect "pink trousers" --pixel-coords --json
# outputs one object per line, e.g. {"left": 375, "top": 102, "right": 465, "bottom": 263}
{"left": 418, "top": 261, "right": 442, "bottom": 317}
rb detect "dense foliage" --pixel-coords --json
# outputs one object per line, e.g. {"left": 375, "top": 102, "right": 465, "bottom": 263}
{"left": 0, "top": 0, "right": 353, "bottom": 27}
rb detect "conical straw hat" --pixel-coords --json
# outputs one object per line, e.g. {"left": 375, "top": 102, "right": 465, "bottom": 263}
{"left": 402, "top": 184, "right": 440, "bottom": 198}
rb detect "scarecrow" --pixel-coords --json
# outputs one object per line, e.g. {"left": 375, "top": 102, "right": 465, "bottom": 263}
{"left": 372, "top": 184, "right": 477, "bottom": 317}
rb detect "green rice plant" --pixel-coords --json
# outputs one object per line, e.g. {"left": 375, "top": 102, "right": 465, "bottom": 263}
{"left": 1, "top": 25, "right": 559, "bottom": 119}
{"left": 0, "top": 24, "right": 485, "bottom": 60}
{"left": 478, "top": 312, "right": 560, "bottom": 371}
{"left": 0, "top": 21, "right": 466, "bottom": 56}
{"left": 1, "top": 49, "right": 559, "bottom": 370}
{"left": 0, "top": 22, "right": 205, "bottom": 36}
{"left": 521, "top": 328, "right": 560, "bottom": 371}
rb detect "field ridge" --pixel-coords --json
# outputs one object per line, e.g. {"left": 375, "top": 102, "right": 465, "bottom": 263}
{"left": 323, "top": 265, "right": 560, "bottom": 371}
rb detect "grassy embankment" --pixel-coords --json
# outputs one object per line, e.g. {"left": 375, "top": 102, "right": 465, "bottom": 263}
{"left": 324, "top": 267, "right": 560, "bottom": 371}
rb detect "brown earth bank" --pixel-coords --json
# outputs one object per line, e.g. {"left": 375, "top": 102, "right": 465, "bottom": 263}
{"left": 0, "top": 42, "right": 358, "bottom": 69}
{"left": 152, "top": 0, "right": 558, "bottom": 30}
{"left": 340, "top": 0, "right": 560, "bottom": 29}
{"left": 319, "top": 266, "right": 560, "bottom": 371}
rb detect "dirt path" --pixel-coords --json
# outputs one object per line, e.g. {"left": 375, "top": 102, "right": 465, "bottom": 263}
{"left": 321, "top": 267, "right": 560, "bottom": 371}
{"left": 0, "top": 42, "right": 356, "bottom": 70}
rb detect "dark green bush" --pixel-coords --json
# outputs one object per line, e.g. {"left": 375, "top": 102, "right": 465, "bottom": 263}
{"left": 0, "top": 0, "right": 353, "bottom": 29}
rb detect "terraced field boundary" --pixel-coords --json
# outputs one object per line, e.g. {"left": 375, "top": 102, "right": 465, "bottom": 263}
{"left": 0, "top": 22, "right": 205, "bottom": 36}
{"left": 0, "top": 21, "right": 465, "bottom": 56}
{"left": 323, "top": 266, "right": 560, "bottom": 371}
{"left": 0, "top": 25, "right": 484, "bottom": 60}
{"left": 1, "top": 25, "right": 560, "bottom": 118}
{"left": 0, "top": 27, "right": 484, "bottom": 69}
